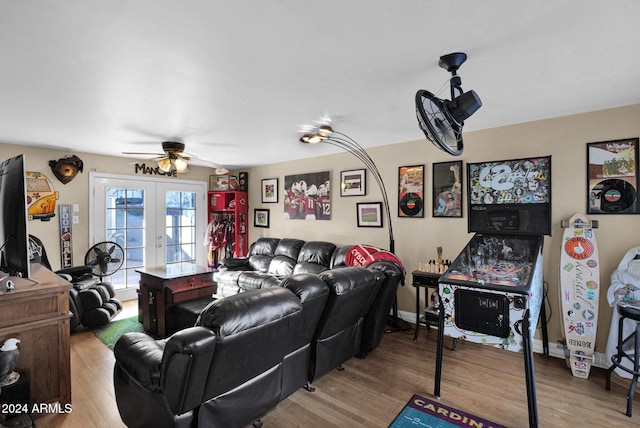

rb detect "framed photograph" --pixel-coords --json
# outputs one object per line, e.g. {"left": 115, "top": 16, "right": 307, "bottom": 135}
{"left": 209, "top": 174, "right": 230, "bottom": 191}
{"left": 283, "top": 171, "right": 331, "bottom": 220}
{"left": 398, "top": 165, "right": 424, "bottom": 218}
{"left": 254, "top": 208, "right": 270, "bottom": 228}
{"left": 340, "top": 169, "right": 366, "bottom": 196}
{"left": 357, "top": 202, "right": 383, "bottom": 227}
{"left": 432, "top": 161, "right": 463, "bottom": 217}
{"left": 587, "top": 138, "right": 639, "bottom": 214}
{"left": 261, "top": 178, "right": 278, "bottom": 203}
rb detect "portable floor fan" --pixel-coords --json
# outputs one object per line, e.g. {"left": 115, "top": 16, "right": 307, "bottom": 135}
{"left": 415, "top": 52, "right": 482, "bottom": 156}
{"left": 84, "top": 241, "right": 124, "bottom": 280}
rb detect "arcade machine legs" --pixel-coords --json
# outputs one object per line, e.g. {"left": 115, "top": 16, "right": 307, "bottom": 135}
{"left": 434, "top": 308, "right": 539, "bottom": 428}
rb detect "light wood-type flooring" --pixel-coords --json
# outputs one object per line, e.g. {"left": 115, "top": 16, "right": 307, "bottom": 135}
{"left": 33, "top": 300, "right": 637, "bottom": 427}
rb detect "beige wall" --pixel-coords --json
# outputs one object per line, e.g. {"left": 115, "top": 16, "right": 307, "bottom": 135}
{"left": 0, "top": 143, "right": 213, "bottom": 272}
{"left": 2, "top": 103, "right": 640, "bottom": 352}
{"left": 245, "top": 103, "right": 640, "bottom": 353}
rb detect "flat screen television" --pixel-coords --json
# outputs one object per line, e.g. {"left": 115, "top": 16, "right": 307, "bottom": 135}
{"left": 467, "top": 155, "right": 552, "bottom": 236}
{"left": 0, "top": 154, "right": 31, "bottom": 278}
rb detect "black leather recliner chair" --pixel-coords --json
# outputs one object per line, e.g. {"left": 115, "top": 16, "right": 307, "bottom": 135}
{"left": 28, "top": 235, "right": 122, "bottom": 331}
{"left": 114, "top": 287, "right": 305, "bottom": 428}
{"left": 308, "top": 267, "right": 383, "bottom": 384}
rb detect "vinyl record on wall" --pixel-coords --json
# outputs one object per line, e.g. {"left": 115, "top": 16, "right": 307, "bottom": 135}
{"left": 592, "top": 178, "right": 637, "bottom": 213}
{"left": 399, "top": 192, "right": 424, "bottom": 217}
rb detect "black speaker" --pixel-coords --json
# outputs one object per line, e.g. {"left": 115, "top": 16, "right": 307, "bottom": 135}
{"left": 238, "top": 171, "right": 248, "bottom": 191}
{"left": 454, "top": 289, "right": 510, "bottom": 338}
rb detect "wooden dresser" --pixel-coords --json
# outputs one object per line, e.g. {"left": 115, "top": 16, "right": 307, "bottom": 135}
{"left": 0, "top": 263, "right": 72, "bottom": 407}
{"left": 138, "top": 264, "right": 216, "bottom": 337}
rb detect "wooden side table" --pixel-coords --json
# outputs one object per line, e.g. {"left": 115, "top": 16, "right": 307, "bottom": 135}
{"left": 137, "top": 264, "right": 216, "bottom": 337}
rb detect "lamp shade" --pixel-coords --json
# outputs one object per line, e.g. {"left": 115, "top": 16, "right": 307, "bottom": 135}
{"left": 157, "top": 158, "right": 172, "bottom": 172}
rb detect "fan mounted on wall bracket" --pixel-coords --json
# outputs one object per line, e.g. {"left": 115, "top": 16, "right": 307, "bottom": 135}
{"left": 84, "top": 241, "right": 124, "bottom": 280}
{"left": 415, "top": 52, "right": 482, "bottom": 156}
{"left": 123, "top": 141, "right": 228, "bottom": 174}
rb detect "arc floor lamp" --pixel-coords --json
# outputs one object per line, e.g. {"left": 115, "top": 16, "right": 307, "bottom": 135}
{"left": 300, "top": 125, "right": 394, "bottom": 253}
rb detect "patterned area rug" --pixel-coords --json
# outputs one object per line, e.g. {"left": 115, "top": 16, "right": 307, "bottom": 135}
{"left": 389, "top": 394, "right": 505, "bottom": 428}
{"left": 92, "top": 316, "right": 145, "bottom": 350}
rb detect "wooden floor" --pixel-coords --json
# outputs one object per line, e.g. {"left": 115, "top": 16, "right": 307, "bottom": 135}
{"left": 34, "top": 301, "right": 637, "bottom": 428}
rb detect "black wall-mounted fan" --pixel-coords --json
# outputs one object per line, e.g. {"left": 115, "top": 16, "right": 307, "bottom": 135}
{"left": 415, "top": 52, "right": 482, "bottom": 156}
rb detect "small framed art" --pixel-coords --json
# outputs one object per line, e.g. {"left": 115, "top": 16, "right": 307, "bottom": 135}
{"left": 587, "top": 138, "right": 639, "bottom": 214}
{"left": 254, "top": 208, "right": 270, "bottom": 228}
{"left": 432, "top": 160, "right": 463, "bottom": 217}
{"left": 398, "top": 165, "right": 424, "bottom": 218}
{"left": 261, "top": 178, "right": 278, "bottom": 203}
{"left": 340, "top": 169, "right": 366, "bottom": 196}
{"left": 357, "top": 202, "right": 383, "bottom": 227}
{"left": 209, "top": 174, "right": 230, "bottom": 191}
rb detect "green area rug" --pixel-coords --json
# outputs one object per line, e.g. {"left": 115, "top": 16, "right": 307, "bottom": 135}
{"left": 92, "top": 316, "right": 145, "bottom": 350}
{"left": 389, "top": 394, "right": 505, "bottom": 428}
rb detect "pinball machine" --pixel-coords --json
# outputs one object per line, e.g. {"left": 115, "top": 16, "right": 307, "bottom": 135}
{"left": 433, "top": 155, "right": 552, "bottom": 428}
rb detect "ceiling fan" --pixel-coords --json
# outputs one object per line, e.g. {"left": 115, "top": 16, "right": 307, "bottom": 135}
{"left": 123, "top": 141, "right": 228, "bottom": 174}
{"left": 415, "top": 52, "right": 482, "bottom": 156}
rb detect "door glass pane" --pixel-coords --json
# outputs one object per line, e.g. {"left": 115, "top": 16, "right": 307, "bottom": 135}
{"left": 165, "top": 191, "right": 196, "bottom": 265}
{"left": 106, "top": 187, "right": 145, "bottom": 290}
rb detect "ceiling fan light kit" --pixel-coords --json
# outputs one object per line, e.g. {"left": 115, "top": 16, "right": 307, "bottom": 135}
{"left": 415, "top": 52, "right": 482, "bottom": 156}
{"left": 123, "top": 140, "right": 227, "bottom": 174}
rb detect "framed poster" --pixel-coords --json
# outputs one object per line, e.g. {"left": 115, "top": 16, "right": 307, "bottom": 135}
{"left": 587, "top": 138, "right": 639, "bottom": 214}
{"left": 254, "top": 208, "right": 270, "bottom": 228}
{"left": 357, "top": 202, "right": 383, "bottom": 227}
{"left": 283, "top": 171, "right": 331, "bottom": 220}
{"left": 261, "top": 178, "right": 278, "bottom": 203}
{"left": 398, "top": 165, "right": 424, "bottom": 218}
{"left": 209, "top": 174, "right": 229, "bottom": 191}
{"left": 340, "top": 169, "right": 366, "bottom": 196}
{"left": 432, "top": 161, "right": 463, "bottom": 217}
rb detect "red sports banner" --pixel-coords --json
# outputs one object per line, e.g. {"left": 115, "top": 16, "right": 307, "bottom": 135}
{"left": 344, "top": 244, "right": 405, "bottom": 272}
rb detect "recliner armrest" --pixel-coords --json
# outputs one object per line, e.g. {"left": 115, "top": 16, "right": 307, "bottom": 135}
{"left": 161, "top": 327, "right": 217, "bottom": 414}
{"left": 114, "top": 332, "right": 166, "bottom": 393}
{"left": 218, "top": 257, "right": 250, "bottom": 270}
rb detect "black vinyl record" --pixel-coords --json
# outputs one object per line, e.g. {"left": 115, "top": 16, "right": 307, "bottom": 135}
{"left": 594, "top": 178, "right": 636, "bottom": 212}
{"left": 400, "top": 192, "right": 423, "bottom": 216}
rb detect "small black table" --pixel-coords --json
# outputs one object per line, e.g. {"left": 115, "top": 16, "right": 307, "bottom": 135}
{"left": 412, "top": 271, "right": 453, "bottom": 344}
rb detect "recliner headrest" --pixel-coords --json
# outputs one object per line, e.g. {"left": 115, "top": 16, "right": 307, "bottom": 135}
{"left": 196, "top": 287, "right": 301, "bottom": 337}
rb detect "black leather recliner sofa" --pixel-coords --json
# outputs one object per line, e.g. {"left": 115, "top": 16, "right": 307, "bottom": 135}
{"left": 213, "top": 237, "right": 405, "bottom": 357}
{"left": 113, "top": 266, "right": 384, "bottom": 428}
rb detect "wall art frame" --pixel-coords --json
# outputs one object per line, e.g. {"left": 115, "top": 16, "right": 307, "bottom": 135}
{"left": 432, "top": 160, "right": 463, "bottom": 218}
{"left": 587, "top": 138, "right": 639, "bottom": 214}
{"left": 209, "top": 174, "right": 229, "bottom": 191}
{"left": 356, "top": 202, "right": 383, "bottom": 227}
{"left": 398, "top": 164, "right": 424, "bottom": 218}
{"left": 261, "top": 178, "right": 278, "bottom": 203}
{"left": 340, "top": 169, "right": 366, "bottom": 196}
{"left": 283, "top": 171, "right": 331, "bottom": 220}
{"left": 254, "top": 208, "right": 270, "bottom": 228}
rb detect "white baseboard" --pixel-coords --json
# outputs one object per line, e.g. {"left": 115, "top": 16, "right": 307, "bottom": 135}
{"left": 397, "top": 309, "right": 607, "bottom": 369}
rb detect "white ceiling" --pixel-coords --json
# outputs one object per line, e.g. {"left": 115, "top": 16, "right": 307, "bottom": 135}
{"left": 1, "top": 1, "right": 640, "bottom": 170}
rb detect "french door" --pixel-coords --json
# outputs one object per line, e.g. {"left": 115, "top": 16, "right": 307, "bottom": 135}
{"left": 90, "top": 172, "right": 207, "bottom": 300}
